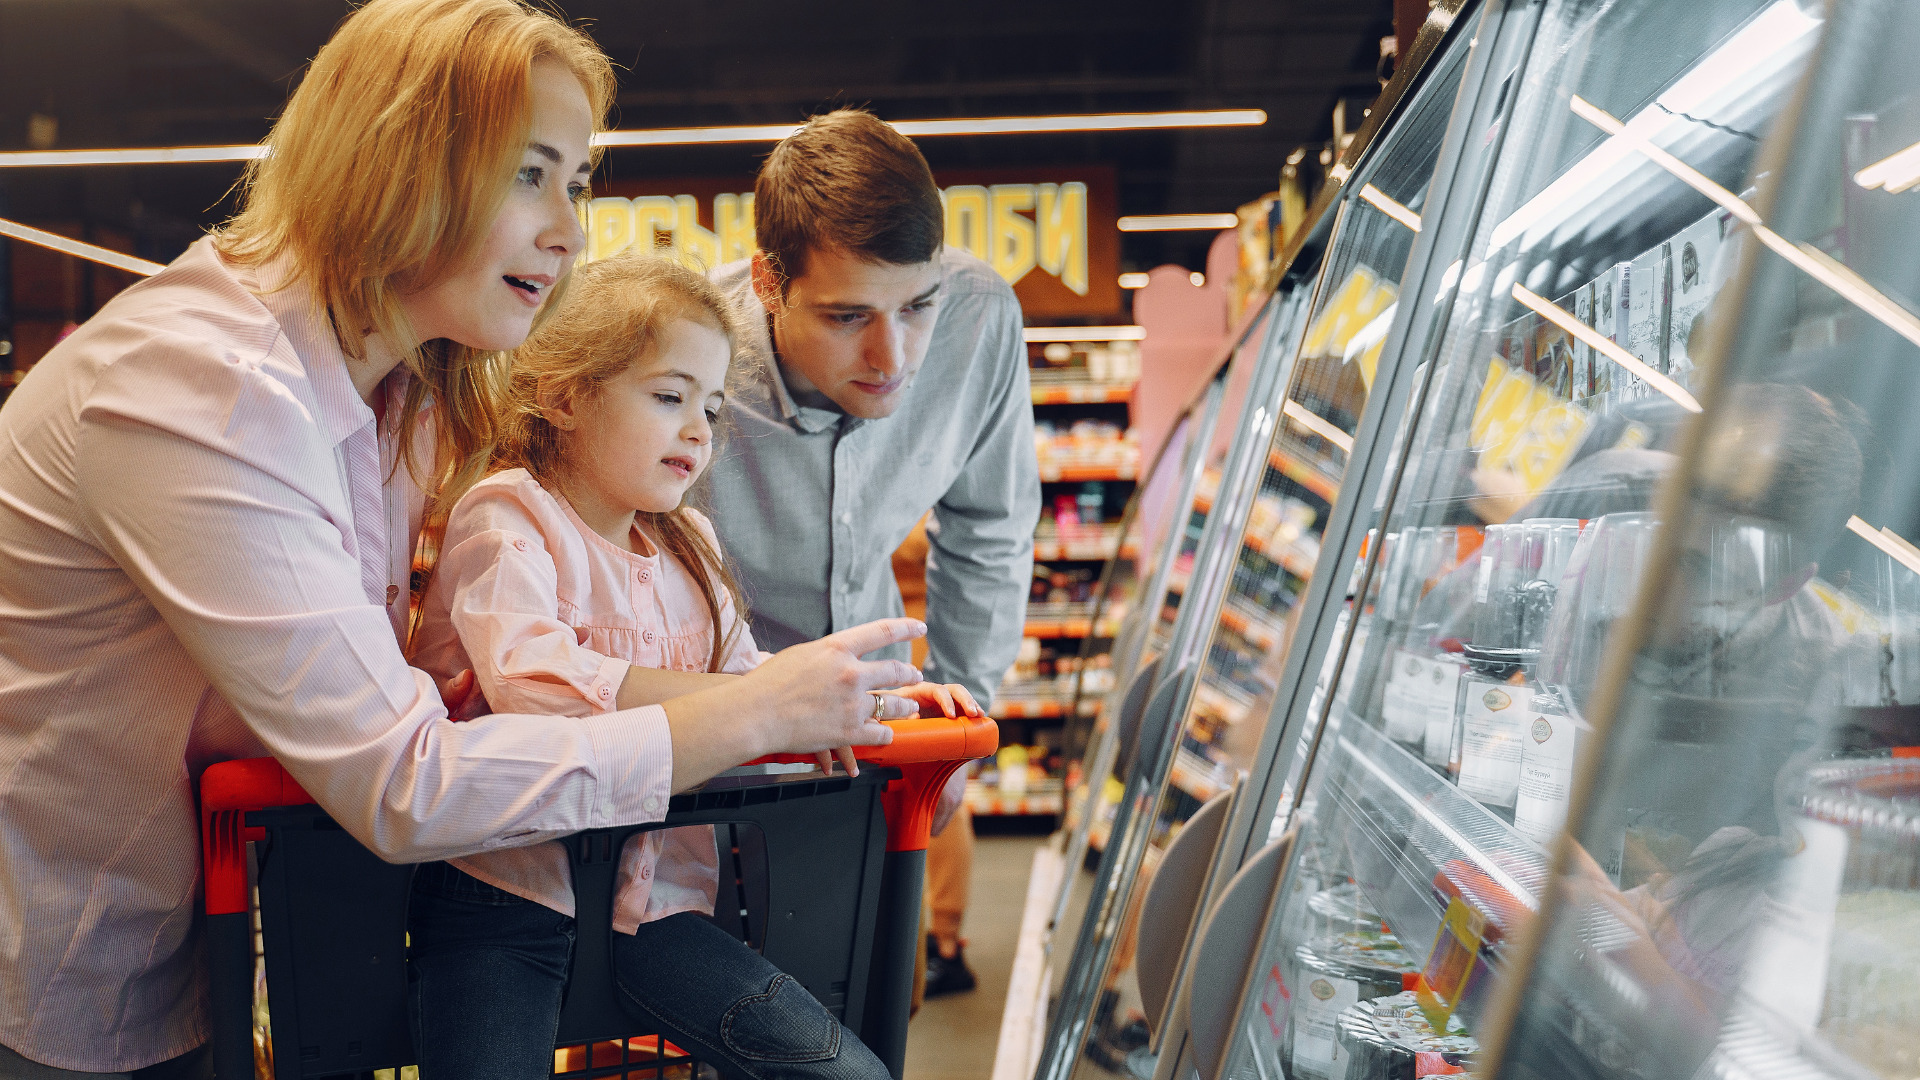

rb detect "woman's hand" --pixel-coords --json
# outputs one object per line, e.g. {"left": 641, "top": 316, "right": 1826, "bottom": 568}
{"left": 661, "top": 618, "right": 925, "bottom": 792}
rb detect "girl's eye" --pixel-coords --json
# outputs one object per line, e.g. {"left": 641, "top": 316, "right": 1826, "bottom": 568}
{"left": 654, "top": 393, "right": 683, "bottom": 406}
{"left": 705, "top": 408, "right": 721, "bottom": 423}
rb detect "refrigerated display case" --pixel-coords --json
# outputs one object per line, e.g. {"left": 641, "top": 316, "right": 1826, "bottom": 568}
{"left": 1184, "top": 1, "right": 1920, "bottom": 1079}
{"left": 1034, "top": 5, "right": 1480, "bottom": 1077}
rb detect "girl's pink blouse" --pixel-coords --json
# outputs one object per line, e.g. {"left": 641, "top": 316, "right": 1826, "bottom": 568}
{"left": 411, "top": 469, "right": 767, "bottom": 931}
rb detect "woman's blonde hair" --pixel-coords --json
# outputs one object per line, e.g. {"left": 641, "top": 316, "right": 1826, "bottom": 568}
{"left": 216, "top": 0, "right": 615, "bottom": 522}
{"left": 497, "top": 253, "right": 749, "bottom": 672}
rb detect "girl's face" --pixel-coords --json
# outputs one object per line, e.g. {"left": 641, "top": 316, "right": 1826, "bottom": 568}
{"left": 557, "top": 316, "right": 732, "bottom": 526}
{"left": 404, "top": 58, "right": 594, "bottom": 352}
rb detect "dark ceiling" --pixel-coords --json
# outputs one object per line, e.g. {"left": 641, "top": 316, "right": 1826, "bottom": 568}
{"left": 0, "top": 0, "right": 1393, "bottom": 277}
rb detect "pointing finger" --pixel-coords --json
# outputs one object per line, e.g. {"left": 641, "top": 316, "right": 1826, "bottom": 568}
{"left": 824, "top": 618, "right": 926, "bottom": 658}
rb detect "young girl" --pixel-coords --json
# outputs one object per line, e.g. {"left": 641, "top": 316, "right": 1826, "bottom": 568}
{"left": 407, "top": 253, "right": 980, "bottom": 1079}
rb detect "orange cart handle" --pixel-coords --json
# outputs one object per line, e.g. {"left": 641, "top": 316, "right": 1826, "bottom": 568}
{"left": 200, "top": 714, "right": 998, "bottom": 913}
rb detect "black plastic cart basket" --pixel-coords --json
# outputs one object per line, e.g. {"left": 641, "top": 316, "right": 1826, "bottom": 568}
{"left": 200, "top": 713, "right": 997, "bottom": 1080}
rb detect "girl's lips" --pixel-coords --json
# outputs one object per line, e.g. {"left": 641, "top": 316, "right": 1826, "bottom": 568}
{"left": 661, "top": 456, "right": 695, "bottom": 478}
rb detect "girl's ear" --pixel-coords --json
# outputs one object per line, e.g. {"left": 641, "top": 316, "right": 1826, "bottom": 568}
{"left": 750, "top": 251, "right": 786, "bottom": 316}
{"left": 535, "top": 383, "right": 580, "bottom": 433}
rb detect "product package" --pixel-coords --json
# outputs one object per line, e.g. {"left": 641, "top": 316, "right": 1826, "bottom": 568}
{"left": 1288, "top": 931, "right": 1423, "bottom": 1080}
{"left": 1665, "top": 209, "right": 1732, "bottom": 388}
{"left": 1334, "top": 991, "right": 1479, "bottom": 1079}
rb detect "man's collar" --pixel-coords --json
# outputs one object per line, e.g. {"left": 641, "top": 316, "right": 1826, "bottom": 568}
{"left": 732, "top": 280, "right": 849, "bottom": 435}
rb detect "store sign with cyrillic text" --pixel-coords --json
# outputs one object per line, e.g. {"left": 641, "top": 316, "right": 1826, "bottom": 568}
{"left": 593, "top": 166, "right": 1119, "bottom": 317}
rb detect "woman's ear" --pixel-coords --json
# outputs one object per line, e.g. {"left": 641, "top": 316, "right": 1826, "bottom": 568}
{"left": 750, "top": 251, "right": 786, "bottom": 316}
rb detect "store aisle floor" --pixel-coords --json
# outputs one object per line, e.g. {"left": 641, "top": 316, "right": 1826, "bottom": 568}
{"left": 905, "top": 833, "right": 1045, "bottom": 1080}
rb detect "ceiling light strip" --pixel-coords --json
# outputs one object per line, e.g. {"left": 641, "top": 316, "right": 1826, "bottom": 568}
{"left": 1511, "top": 283, "right": 1702, "bottom": 413}
{"left": 0, "top": 218, "right": 164, "bottom": 276}
{"left": 1848, "top": 516, "right": 1920, "bottom": 578}
{"left": 1570, "top": 96, "right": 1920, "bottom": 352}
{"left": 0, "top": 145, "right": 267, "bottom": 168}
{"left": 1358, "top": 183, "right": 1422, "bottom": 232}
{"left": 892, "top": 109, "right": 1265, "bottom": 137}
{"left": 1282, "top": 399, "right": 1354, "bottom": 453}
{"left": 1023, "top": 325, "right": 1145, "bottom": 343}
{"left": 1853, "top": 138, "right": 1920, "bottom": 193}
{"left": 1117, "top": 213, "right": 1238, "bottom": 232}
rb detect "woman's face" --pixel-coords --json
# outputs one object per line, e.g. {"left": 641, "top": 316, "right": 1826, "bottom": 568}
{"left": 404, "top": 58, "right": 593, "bottom": 352}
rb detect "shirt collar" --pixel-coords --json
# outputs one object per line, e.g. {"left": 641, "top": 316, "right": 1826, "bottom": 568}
{"left": 244, "top": 250, "right": 380, "bottom": 449}
{"left": 727, "top": 274, "right": 849, "bottom": 436}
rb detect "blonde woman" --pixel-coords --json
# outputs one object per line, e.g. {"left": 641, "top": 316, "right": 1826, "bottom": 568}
{"left": 0, "top": 2, "right": 920, "bottom": 1076}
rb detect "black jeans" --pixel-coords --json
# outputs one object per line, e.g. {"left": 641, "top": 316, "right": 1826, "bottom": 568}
{"left": 405, "top": 861, "right": 889, "bottom": 1080}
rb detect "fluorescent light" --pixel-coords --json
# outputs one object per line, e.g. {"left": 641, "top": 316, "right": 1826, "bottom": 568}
{"left": 1117, "top": 213, "right": 1238, "bottom": 232}
{"left": 0, "top": 144, "right": 267, "bottom": 168}
{"left": 1282, "top": 399, "right": 1354, "bottom": 453}
{"left": 2, "top": 109, "right": 1269, "bottom": 167}
{"left": 1118, "top": 272, "right": 1151, "bottom": 289}
{"left": 1358, "top": 183, "right": 1421, "bottom": 232}
{"left": 1570, "top": 96, "right": 1920, "bottom": 352}
{"left": 1511, "top": 282, "right": 1702, "bottom": 413}
{"left": 0, "top": 217, "right": 164, "bottom": 276}
{"left": 1023, "top": 325, "right": 1145, "bottom": 343}
{"left": 1488, "top": 0, "right": 1820, "bottom": 250}
{"left": 1849, "top": 516, "right": 1920, "bottom": 578}
{"left": 549, "top": 110, "right": 1271, "bottom": 148}
{"left": 1854, "top": 139, "right": 1920, "bottom": 193}
{"left": 892, "top": 109, "right": 1265, "bottom": 137}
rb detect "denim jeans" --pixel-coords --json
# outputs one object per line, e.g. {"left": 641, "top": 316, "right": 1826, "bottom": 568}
{"left": 406, "top": 861, "right": 889, "bottom": 1080}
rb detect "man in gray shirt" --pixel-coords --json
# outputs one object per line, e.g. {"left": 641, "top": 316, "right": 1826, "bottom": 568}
{"left": 705, "top": 109, "right": 1039, "bottom": 992}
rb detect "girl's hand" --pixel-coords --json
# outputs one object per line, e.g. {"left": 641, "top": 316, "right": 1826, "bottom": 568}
{"left": 885, "top": 682, "right": 985, "bottom": 719}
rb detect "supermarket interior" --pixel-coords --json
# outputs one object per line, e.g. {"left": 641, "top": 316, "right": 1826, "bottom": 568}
{"left": 3, "top": 0, "right": 1920, "bottom": 1078}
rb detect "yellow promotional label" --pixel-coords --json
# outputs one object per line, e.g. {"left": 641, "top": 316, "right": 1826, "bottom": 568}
{"left": 1303, "top": 266, "right": 1397, "bottom": 360}
{"left": 1415, "top": 896, "right": 1486, "bottom": 1031}
{"left": 1471, "top": 359, "right": 1590, "bottom": 498}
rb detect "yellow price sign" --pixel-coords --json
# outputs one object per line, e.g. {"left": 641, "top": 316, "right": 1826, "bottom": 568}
{"left": 1471, "top": 359, "right": 1590, "bottom": 497}
{"left": 1415, "top": 896, "right": 1487, "bottom": 1032}
{"left": 1303, "top": 266, "right": 1398, "bottom": 361}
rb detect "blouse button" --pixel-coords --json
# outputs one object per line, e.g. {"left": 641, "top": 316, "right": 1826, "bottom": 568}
{"left": 513, "top": 538, "right": 530, "bottom": 552}
{"left": 597, "top": 685, "right": 613, "bottom": 702}
{"left": 640, "top": 864, "right": 652, "bottom": 880}
{"left": 642, "top": 629, "right": 656, "bottom": 645}
{"left": 637, "top": 568, "right": 651, "bottom": 584}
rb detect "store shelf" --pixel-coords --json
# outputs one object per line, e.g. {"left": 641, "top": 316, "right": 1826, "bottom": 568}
{"left": 1033, "top": 523, "right": 1135, "bottom": 562}
{"left": 1024, "top": 603, "right": 1121, "bottom": 639}
{"left": 966, "top": 778, "right": 1063, "bottom": 817}
{"left": 1321, "top": 712, "right": 1548, "bottom": 973}
{"left": 1191, "top": 492, "right": 1321, "bottom": 580}
{"left": 991, "top": 695, "right": 1099, "bottom": 720}
{"left": 1037, "top": 463, "right": 1138, "bottom": 483}
{"left": 1268, "top": 445, "right": 1342, "bottom": 503}
{"left": 1170, "top": 744, "right": 1236, "bottom": 803}
{"left": 1218, "top": 598, "right": 1288, "bottom": 654}
{"left": 1030, "top": 381, "right": 1136, "bottom": 405}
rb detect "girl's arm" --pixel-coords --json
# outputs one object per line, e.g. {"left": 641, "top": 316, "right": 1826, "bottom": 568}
{"left": 618, "top": 666, "right": 736, "bottom": 707}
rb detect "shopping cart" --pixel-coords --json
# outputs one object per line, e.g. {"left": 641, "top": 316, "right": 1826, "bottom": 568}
{"left": 201, "top": 714, "right": 997, "bottom": 1080}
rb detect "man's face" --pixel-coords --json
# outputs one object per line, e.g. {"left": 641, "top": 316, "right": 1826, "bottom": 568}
{"left": 755, "top": 246, "right": 943, "bottom": 419}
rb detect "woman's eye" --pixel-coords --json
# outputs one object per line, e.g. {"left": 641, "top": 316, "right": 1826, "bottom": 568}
{"left": 518, "top": 165, "right": 544, "bottom": 188}
{"left": 568, "top": 183, "right": 591, "bottom": 204}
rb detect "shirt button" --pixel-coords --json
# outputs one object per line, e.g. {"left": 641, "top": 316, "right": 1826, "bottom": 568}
{"left": 643, "top": 629, "right": 656, "bottom": 645}
{"left": 598, "top": 685, "right": 613, "bottom": 701}
{"left": 840, "top": 512, "right": 852, "bottom": 525}
{"left": 637, "top": 568, "right": 651, "bottom": 584}
{"left": 513, "top": 538, "right": 530, "bottom": 552}
{"left": 643, "top": 796, "right": 662, "bottom": 813}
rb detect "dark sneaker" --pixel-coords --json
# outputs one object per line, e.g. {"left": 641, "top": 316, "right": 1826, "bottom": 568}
{"left": 924, "top": 942, "right": 978, "bottom": 998}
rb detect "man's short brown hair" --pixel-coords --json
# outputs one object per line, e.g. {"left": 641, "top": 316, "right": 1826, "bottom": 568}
{"left": 754, "top": 108, "right": 945, "bottom": 284}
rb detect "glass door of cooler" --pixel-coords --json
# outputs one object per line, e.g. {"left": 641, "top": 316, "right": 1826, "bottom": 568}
{"left": 1200, "top": 1, "right": 1900, "bottom": 1079}
{"left": 1044, "top": 283, "right": 1314, "bottom": 1080}
{"left": 1040, "top": 9, "right": 1480, "bottom": 1078}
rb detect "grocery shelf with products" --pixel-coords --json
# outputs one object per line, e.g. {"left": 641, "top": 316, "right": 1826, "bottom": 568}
{"left": 1033, "top": 9, "right": 1481, "bottom": 1078}
{"left": 1156, "top": 2, "right": 1920, "bottom": 1080}
{"left": 978, "top": 338, "right": 1145, "bottom": 819}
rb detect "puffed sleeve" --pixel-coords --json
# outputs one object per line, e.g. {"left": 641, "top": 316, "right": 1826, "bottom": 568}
{"left": 437, "top": 484, "right": 632, "bottom": 716}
